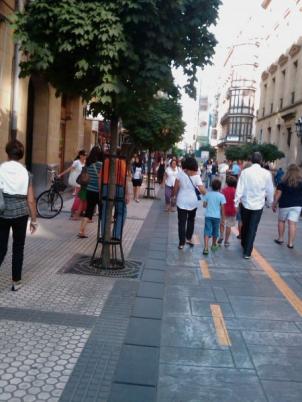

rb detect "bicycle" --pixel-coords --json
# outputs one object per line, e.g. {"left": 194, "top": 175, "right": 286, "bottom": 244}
{"left": 36, "top": 169, "right": 67, "bottom": 219}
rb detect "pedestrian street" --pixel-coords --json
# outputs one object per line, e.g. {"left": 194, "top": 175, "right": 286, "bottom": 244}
{"left": 0, "top": 190, "right": 301, "bottom": 402}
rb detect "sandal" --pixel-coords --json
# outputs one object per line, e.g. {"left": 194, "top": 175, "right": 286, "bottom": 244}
{"left": 287, "top": 244, "right": 294, "bottom": 249}
{"left": 274, "top": 239, "right": 284, "bottom": 245}
{"left": 186, "top": 239, "right": 194, "bottom": 247}
{"left": 203, "top": 248, "right": 209, "bottom": 255}
{"left": 178, "top": 244, "right": 184, "bottom": 250}
{"left": 224, "top": 242, "right": 230, "bottom": 247}
{"left": 77, "top": 233, "right": 88, "bottom": 238}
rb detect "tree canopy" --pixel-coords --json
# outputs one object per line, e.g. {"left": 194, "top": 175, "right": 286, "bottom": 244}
{"left": 225, "top": 143, "right": 285, "bottom": 162}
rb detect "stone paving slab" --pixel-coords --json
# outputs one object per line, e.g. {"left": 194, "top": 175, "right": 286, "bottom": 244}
{"left": 109, "top": 383, "right": 156, "bottom": 402}
{"left": 125, "top": 317, "right": 161, "bottom": 347}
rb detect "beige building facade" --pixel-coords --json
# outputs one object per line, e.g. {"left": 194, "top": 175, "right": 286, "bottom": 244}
{"left": 256, "top": 37, "right": 302, "bottom": 168}
{"left": 0, "top": 0, "right": 95, "bottom": 193}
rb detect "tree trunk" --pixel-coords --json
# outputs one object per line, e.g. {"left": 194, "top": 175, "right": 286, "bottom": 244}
{"left": 100, "top": 114, "right": 119, "bottom": 268}
{"left": 146, "top": 150, "right": 152, "bottom": 198}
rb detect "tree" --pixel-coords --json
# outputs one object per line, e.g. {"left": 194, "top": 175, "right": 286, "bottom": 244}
{"left": 14, "top": 0, "right": 220, "bottom": 267}
{"left": 225, "top": 143, "right": 285, "bottom": 162}
{"left": 199, "top": 144, "right": 217, "bottom": 159}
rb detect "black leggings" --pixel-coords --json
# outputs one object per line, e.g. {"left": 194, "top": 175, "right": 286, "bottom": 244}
{"left": 177, "top": 207, "right": 197, "bottom": 246}
{"left": 85, "top": 190, "right": 100, "bottom": 220}
{"left": 0, "top": 215, "right": 28, "bottom": 282}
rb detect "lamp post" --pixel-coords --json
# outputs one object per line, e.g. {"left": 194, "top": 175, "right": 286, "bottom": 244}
{"left": 295, "top": 118, "right": 302, "bottom": 138}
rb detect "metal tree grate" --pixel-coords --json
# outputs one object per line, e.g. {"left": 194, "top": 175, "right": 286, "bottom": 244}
{"left": 59, "top": 254, "right": 143, "bottom": 278}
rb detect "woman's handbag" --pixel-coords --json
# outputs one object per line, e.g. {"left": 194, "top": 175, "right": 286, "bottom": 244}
{"left": 187, "top": 175, "right": 201, "bottom": 201}
{"left": 76, "top": 166, "right": 90, "bottom": 187}
{"left": 0, "top": 189, "right": 5, "bottom": 214}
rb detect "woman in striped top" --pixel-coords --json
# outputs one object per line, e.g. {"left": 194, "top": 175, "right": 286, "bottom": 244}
{"left": 78, "top": 146, "right": 103, "bottom": 238}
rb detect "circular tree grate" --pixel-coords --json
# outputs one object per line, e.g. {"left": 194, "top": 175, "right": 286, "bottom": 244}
{"left": 60, "top": 254, "right": 143, "bottom": 278}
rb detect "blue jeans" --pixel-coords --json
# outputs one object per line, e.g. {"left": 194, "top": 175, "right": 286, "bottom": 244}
{"left": 204, "top": 217, "right": 220, "bottom": 238}
{"left": 101, "top": 185, "right": 127, "bottom": 240}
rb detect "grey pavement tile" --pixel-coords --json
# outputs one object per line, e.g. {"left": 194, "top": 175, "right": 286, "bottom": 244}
{"left": 132, "top": 297, "right": 163, "bottom": 319}
{"left": 157, "top": 364, "right": 266, "bottom": 402}
{"left": 163, "top": 295, "right": 191, "bottom": 316}
{"left": 147, "top": 251, "right": 167, "bottom": 261}
{"left": 261, "top": 380, "right": 302, "bottom": 402}
{"left": 137, "top": 282, "right": 164, "bottom": 299}
{"left": 228, "top": 330, "right": 254, "bottom": 369}
{"left": 165, "top": 268, "right": 199, "bottom": 285}
{"left": 212, "top": 287, "right": 229, "bottom": 302}
{"left": 248, "top": 344, "right": 302, "bottom": 381}
{"left": 141, "top": 269, "right": 165, "bottom": 284}
{"left": 165, "top": 284, "right": 215, "bottom": 300}
{"left": 191, "top": 299, "right": 235, "bottom": 318}
{"left": 225, "top": 317, "right": 301, "bottom": 333}
{"left": 161, "top": 316, "right": 221, "bottom": 349}
{"left": 160, "top": 346, "right": 234, "bottom": 368}
{"left": 228, "top": 296, "right": 301, "bottom": 320}
{"left": 114, "top": 345, "right": 159, "bottom": 386}
{"left": 223, "top": 283, "right": 282, "bottom": 298}
{"left": 242, "top": 330, "right": 302, "bottom": 346}
{"left": 109, "top": 383, "right": 156, "bottom": 402}
{"left": 208, "top": 268, "right": 266, "bottom": 282}
{"left": 125, "top": 317, "right": 161, "bottom": 347}
{"left": 295, "top": 321, "right": 302, "bottom": 332}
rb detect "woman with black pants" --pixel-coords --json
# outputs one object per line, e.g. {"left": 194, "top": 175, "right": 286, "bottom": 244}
{"left": 173, "top": 157, "right": 206, "bottom": 249}
{"left": 0, "top": 140, "right": 37, "bottom": 291}
{"left": 78, "top": 146, "right": 103, "bottom": 238}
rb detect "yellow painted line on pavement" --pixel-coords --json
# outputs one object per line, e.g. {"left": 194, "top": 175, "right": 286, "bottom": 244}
{"left": 210, "top": 304, "right": 231, "bottom": 346}
{"left": 199, "top": 260, "right": 211, "bottom": 279}
{"left": 252, "top": 248, "right": 302, "bottom": 316}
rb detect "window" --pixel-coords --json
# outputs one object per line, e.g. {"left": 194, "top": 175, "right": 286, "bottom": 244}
{"left": 270, "top": 103, "right": 273, "bottom": 114}
{"left": 259, "top": 129, "right": 263, "bottom": 144}
{"left": 294, "top": 60, "right": 298, "bottom": 68}
{"left": 282, "top": 69, "right": 286, "bottom": 77}
{"left": 279, "top": 98, "right": 283, "bottom": 110}
{"left": 291, "top": 91, "right": 295, "bottom": 104}
{"left": 268, "top": 127, "right": 272, "bottom": 143}
{"left": 287, "top": 127, "right": 292, "bottom": 147}
{"left": 262, "top": 107, "right": 265, "bottom": 117}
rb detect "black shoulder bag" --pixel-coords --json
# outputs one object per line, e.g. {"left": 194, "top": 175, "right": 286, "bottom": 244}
{"left": 187, "top": 174, "right": 201, "bottom": 201}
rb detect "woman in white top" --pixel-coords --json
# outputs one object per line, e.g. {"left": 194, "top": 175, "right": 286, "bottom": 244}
{"left": 0, "top": 140, "right": 37, "bottom": 291}
{"left": 173, "top": 157, "right": 206, "bottom": 249}
{"left": 131, "top": 156, "right": 144, "bottom": 203}
{"left": 58, "top": 149, "right": 86, "bottom": 218}
{"left": 164, "top": 159, "right": 179, "bottom": 212}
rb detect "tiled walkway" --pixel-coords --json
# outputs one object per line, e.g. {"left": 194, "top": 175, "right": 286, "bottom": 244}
{"left": 0, "top": 187, "right": 302, "bottom": 401}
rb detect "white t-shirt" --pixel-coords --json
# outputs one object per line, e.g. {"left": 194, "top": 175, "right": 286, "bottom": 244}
{"left": 72, "top": 159, "right": 84, "bottom": 176}
{"left": 176, "top": 170, "right": 203, "bottom": 210}
{"left": 0, "top": 161, "right": 29, "bottom": 195}
{"left": 133, "top": 166, "right": 142, "bottom": 180}
{"left": 218, "top": 163, "right": 229, "bottom": 174}
{"left": 165, "top": 166, "right": 179, "bottom": 187}
{"left": 69, "top": 159, "right": 85, "bottom": 187}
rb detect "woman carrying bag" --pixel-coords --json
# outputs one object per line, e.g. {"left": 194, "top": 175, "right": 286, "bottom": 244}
{"left": 0, "top": 140, "right": 37, "bottom": 291}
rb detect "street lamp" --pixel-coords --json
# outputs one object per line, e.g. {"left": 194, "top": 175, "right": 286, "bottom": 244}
{"left": 295, "top": 118, "right": 302, "bottom": 138}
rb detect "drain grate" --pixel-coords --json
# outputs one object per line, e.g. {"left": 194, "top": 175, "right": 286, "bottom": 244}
{"left": 59, "top": 254, "right": 143, "bottom": 278}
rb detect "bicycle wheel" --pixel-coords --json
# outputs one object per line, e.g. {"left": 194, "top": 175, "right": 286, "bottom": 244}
{"left": 36, "top": 190, "right": 63, "bottom": 219}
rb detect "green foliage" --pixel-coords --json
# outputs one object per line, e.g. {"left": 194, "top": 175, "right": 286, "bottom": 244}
{"left": 199, "top": 144, "right": 216, "bottom": 159}
{"left": 171, "top": 145, "right": 184, "bottom": 158}
{"left": 13, "top": 0, "right": 221, "bottom": 119}
{"left": 123, "top": 96, "right": 185, "bottom": 151}
{"left": 225, "top": 143, "right": 285, "bottom": 162}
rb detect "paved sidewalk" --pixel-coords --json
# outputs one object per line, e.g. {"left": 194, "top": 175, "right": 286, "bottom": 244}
{"left": 1, "top": 186, "right": 302, "bottom": 402}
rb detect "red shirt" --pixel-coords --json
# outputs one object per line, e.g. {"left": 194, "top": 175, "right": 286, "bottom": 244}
{"left": 222, "top": 186, "right": 236, "bottom": 216}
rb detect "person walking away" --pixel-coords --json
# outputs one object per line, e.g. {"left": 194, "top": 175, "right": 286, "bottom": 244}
{"left": 205, "top": 159, "right": 212, "bottom": 188}
{"left": 272, "top": 164, "right": 302, "bottom": 249}
{"left": 157, "top": 157, "right": 165, "bottom": 185}
{"left": 231, "top": 160, "right": 241, "bottom": 178}
{"left": 58, "top": 150, "right": 86, "bottom": 219}
{"left": 218, "top": 175, "right": 237, "bottom": 247}
{"left": 203, "top": 179, "right": 226, "bottom": 255}
{"left": 235, "top": 152, "right": 274, "bottom": 259}
{"left": 78, "top": 146, "right": 103, "bottom": 238}
{"left": 218, "top": 160, "right": 229, "bottom": 189}
{"left": 164, "top": 159, "right": 179, "bottom": 212}
{"left": 274, "top": 167, "right": 284, "bottom": 187}
{"left": 173, "top": 157, "right": 206, "bottom": 249}
{"left": 131, "top": 156, "right": 143, "bottom": 202}
{"left": 211, "top": 161, "right": 218, "bottom": 184}
{"left": 0, "top": 140, "right": 38, "bottom": 291}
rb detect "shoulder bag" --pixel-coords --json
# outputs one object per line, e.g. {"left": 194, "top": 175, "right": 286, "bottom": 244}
{"left": 187, "top": 174, "right": 201, "bottom": 201}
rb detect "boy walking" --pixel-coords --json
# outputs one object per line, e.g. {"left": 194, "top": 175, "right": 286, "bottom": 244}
{"left": 218, "top": 175, "right": 237, "bottom": 247}
{"left": 203, "top": 179, "right": 226, "bottom": 255}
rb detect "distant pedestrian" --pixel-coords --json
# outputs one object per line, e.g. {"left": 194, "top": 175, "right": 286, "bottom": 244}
{"left": 274, "top": 167, "right": 284, "bottom": 187}
{"left": 231, "top": 160, "right": 241, "bottom": 178}
{"left": 164, "top": 159, "right": 179, "bottom": 212}
{"left": 131, "top": 156, "right": 143, "bottom": 203}
{"left": 0, "top": 140, "right": 38, "bottom": 291}
{"left": 235, "top": 152, "right": 274, "bottom": 259}
{"left": 218, "top": 175, "right": 237, "bottom": 247}
{"left": 173, "top": 157, "right": 206, "bottom": 249}
{"left": 157, "top": 157, "right": 165, "bottom": 185}
{"left": 236, "top": 161, "right": 252, "bottom": 239}
{"left": 272, "top": 164, "right": 302, "bottom": 249}
{"left": 203, "top": 179, "right": 226, "bottom": 255}
{"left": 218, "top": 160, "right": 229, "bottom": 188}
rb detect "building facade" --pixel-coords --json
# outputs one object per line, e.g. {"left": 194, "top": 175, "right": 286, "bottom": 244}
{"left": 0, "top": 0, "right": 96, "bottom": 193}
{"left": 256, "top": 38, "right": 302, "bottom": 167}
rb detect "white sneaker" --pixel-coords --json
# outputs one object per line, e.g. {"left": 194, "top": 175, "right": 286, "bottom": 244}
{"left": 11, "top": 281, "right": 22, "bottom": 291}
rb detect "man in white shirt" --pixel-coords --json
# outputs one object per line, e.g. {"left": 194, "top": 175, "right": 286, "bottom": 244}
{"left": 235, "top": 152, "right": 274, "bottom": 259}
{"left": 218, "top": 160, "right": 229, "bottom": 188}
